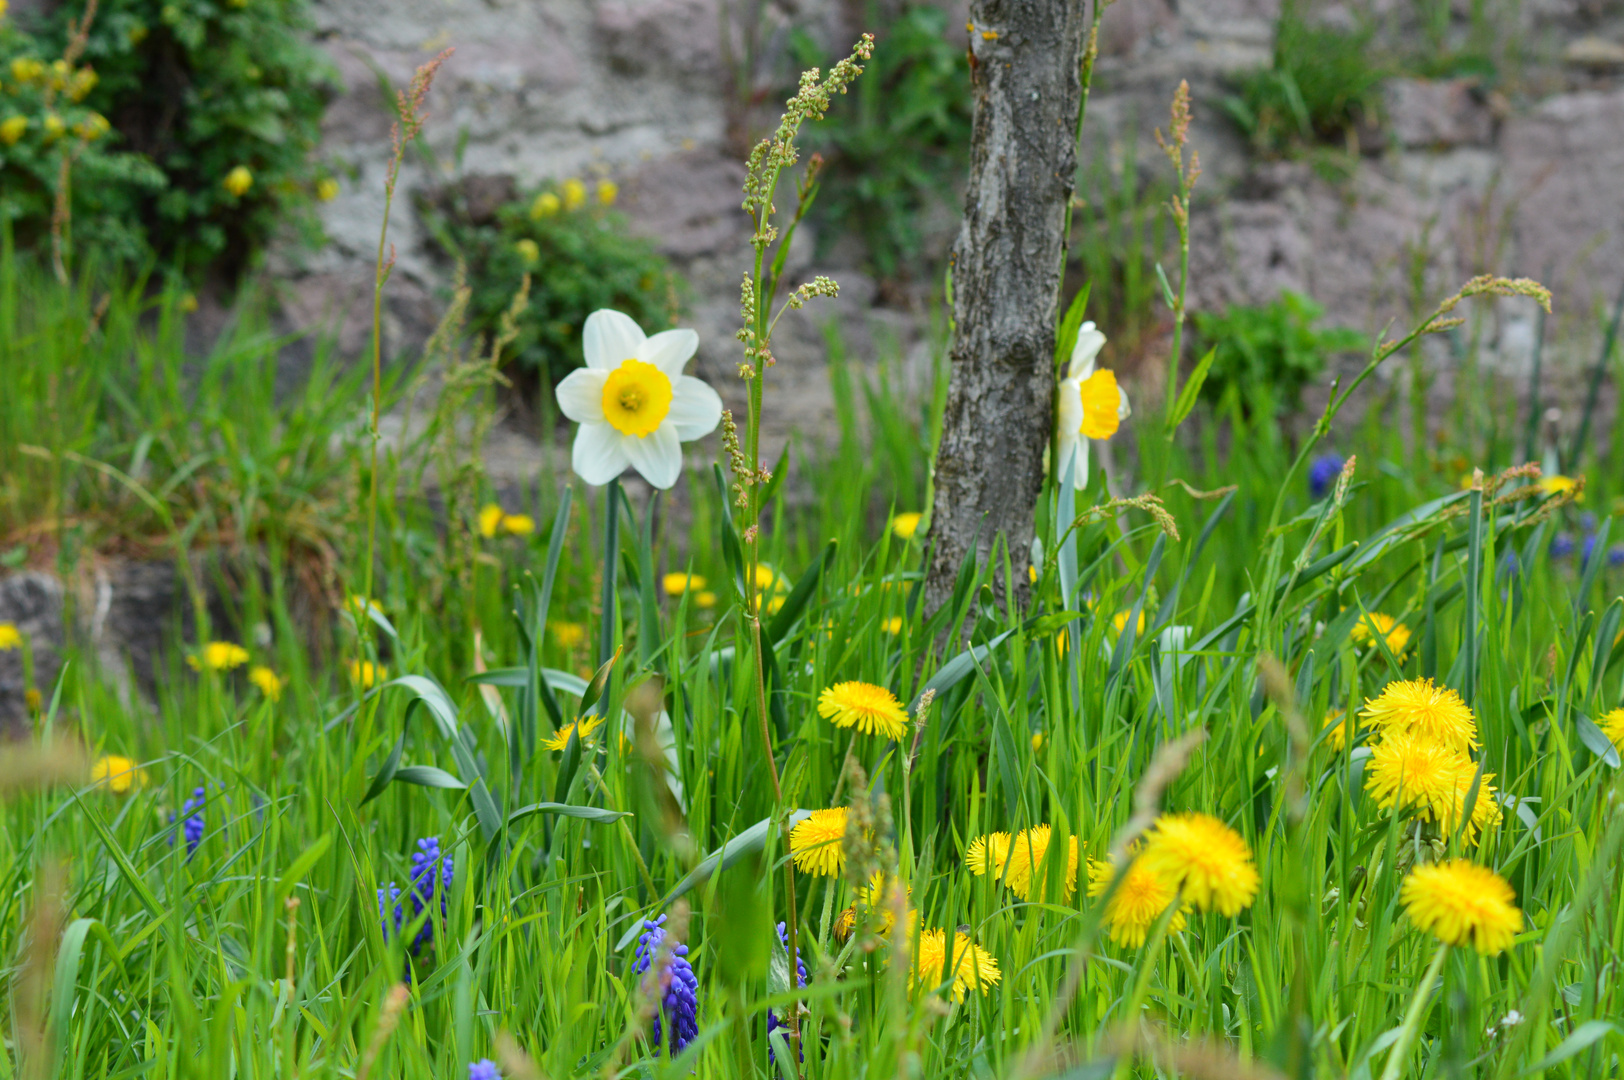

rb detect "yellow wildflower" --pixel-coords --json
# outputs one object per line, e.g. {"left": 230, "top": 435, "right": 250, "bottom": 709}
{"left": 1112, "top": 609, "right": 1146, "bottom": 636}
{"left": 188, "top": 641, "right": 249, "bottom": 672}
{"left": 478, "top": 503, "right": 505, "bottom": 538}
{"left": 349, "top": 660, "right": 387, "bottom": 688}
{"left": 1601, "top": 708, "right": 1624, "bottom": 751}
{"left": 1359, "top": 677, "right": 1478, "bottom": 753}
{"left": 543, "top": 715, "right": 606, "bottom": 751}
{"left": 562, "top": 178, "right": 586, "bottom": 211}
{"left": 514, "top": 238, "right": 540, "bottom": 264}
{"left": 248, "top": 666, "right": 284, "bottom": 702}
{"left": 0, "top": 623, "right": 21, "bottom": 650}
{"left": 90, "top": 755, "right": 148, "bottom": 794}
{"left": 0, "top": 116, "right": 27, "bottom": 145}
{"left": 549, "top": 620, "right": 587, "bottom": 650}
{"left": 817, "top": 681, "right": 909, "bottom": 740}
{"left": 664, "top": 572, "right": 705, "bottom": 596}
{"left": 1087, "top": 854, "right": 1189, "bottom": 948}
{"left": 910, "top": 924, "right": 1001, "bottom": 1002}
{"left": 881, "top": 616, "right": 904, "bottom": 635}
{"left": 10, "top": 57, "right": 44, "bottom": 83}
{"left": 1138, "top": 812, "right": 1260, "bottom": 916}
{"left": 316, "top": 177, "right": 340, "bottom": 201}
{"left": 1400, "top": 859, "right": 1521, "bottom": 955}
{"left": 1539, "top": 474, "right": 1581, "bottom": 502}
{"left": 596, "top": 178, "right": 618, "bottom": 205}
{"left": 1323, "top": 708, "right": 1352, "bottom": 752}
{"left": 530, "top": 191, "right": 561, "bottom": 219}
{"left": 223, "top": 165, "right": 253, "bottom": 197}
{"left": 890, "top": 512, "right": 922, "bottom": 540}
{"left": 694, "top": 591, "right": 716, "bottom": 609}
{"left": 42, "top": 113, "right": 64, "bottom": 139}
{"left": 1350, "top": 612, "right": 1412, "bottom": 657}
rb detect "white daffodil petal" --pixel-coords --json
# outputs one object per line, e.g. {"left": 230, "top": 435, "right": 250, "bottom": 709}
{"left": 572, "top": 422, "right": 631, "bottom": 486}
{"left": 638, "top": 329, "right": 700, "bottom": 378}
{"left": 1069, "top": 322, "right": 1106, "bottom": 380}
{"left": 582, "top": 309, "right": 646, "bottom": 371}
{"left": 1073, "top": 440, "right": 1091, "bottom": 490}
{"left": 668, "top": 375, "right": 723, "bottom": 440}
{"left": 623, "top": 425, "right": 683, "bottom": 490}
{"left": 1057, "top": 377, "right": 1083, "bottom": 439}
{"left": 1117, "top": 385, "right": 1132, "bottom": 420}
{"left": 555, "top": 368, "right": 607, "bottom": 423}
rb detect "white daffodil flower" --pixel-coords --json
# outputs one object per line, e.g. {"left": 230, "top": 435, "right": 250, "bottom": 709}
{"left": 1055, "top": 320, "right": 1131, "bottom": 489}
{"left": 554, "top": 309, "right": 723, "bottom": 489}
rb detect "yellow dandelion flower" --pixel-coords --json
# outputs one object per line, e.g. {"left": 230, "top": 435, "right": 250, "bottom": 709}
{"left": 1112, "top": 609, "right": 1146, "bottom": 636}
{"left": 966, "top": 831, "right": 1012, "bottom": 878}
{"left": 833, "top": 904, "right": 857, "bottom": 940}
{"left": 1350, "top": 612, "right": 1412, "bottom": 658}
{"left": 90, "top": 755, "right": 147, "bottom": 794}
{"left": 1031, "top": 730, "right": 1044, "bottom": 752}
{"left": 818, "top": 681, "right": 909, "bottom": 740}
{"left": 694, "top": 590, "right": 717, "bottom": 610}
{"left": 1323, "top": 708, "right": 1352, "bottom": 752}
{"left": 24, "top": 688, "right": 41, "bottom": 713}
{"left": 549, "top": 620, "right": 586, "bottom": 650}
{"left": 248, "top": 666, "right": 284, "bottom": 702}
{"left": 514, "top": 238, "right": 540, "bottom": 264}
{"left": 1598, "top": 707, "right": 1624, "bottom": 751}
{"left": 882, "top": 616, "right": 904, "bottom": 635}
{"left": 1359, "top": 677, "right": 1478, "bottom": 753}
{"left": 663, "top": 572, "right": 705, "bottom": 596}
{"left": 596, "top": 178, "right": 618, "bottom": 205}
{"left": 1363, "top": 731, "right": 1471, "bottom": 821}
{"left": 843, "top": 871, "right": 908, "bottom": 937}
{"left": 316, "top": 177, "right": 341, "bottom": 201}
{"left": 1400, "top": 859, "right": 1521, "bottom": 955}
{"left": 0, "top": 623, "right": 22, "bottom": 650}
{"left": 1443, "top": 765, "right": 1503, "bottom": 843}
{"left": 188, "top": 641, "right": 249, "bottom": 672}
{"left": 0, "top": 115, "right": 28, "bottom": 145}
{"left": 501, "top": 513, "right": 535, "bottom": 536}
{"left": 910, "top": 926, "right": 1001, "bottom": 1002}
{"left": 1087, "top": 855, "right": 1188, "bottom": 948}
{"left": 562, "top": 177, "right": 587, "bottom": 211}
{"left": 890, "top": 512, "right": 922, "bottom": 539}
{"left": 1539, "top": 474, "right": 1581, "bottom": 502}
{"left": 223, "top": 165, "right": 254, "bottom": 197}
{"left": 1003, "top": 825, "right": 1080, "bottom": 901}
{"left": 1139, "top": 812, "right": 1260, "bottom": 916}
{"left": 530, "top": 191, "right": 561, "bottom": 219}
{"left": 543, "top": 715, "right": 606, "bottom": 751}
{"left": 751, "top": 564, "right": 778, "bottom": 591}
{"left": 788, "top": 808, "right": 848, "bottom": 877}
{"left": 478, "top": 503, "right": 505, "bottom": 538}
{"left": 349, "top": 660, "right": 387, "bottom": 688}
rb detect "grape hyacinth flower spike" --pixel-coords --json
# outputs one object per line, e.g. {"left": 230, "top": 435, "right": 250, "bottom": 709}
{"left": 629, "top": 915, "right": 699, "bottom": 1055}
{"left": 168, "top": 786, "right": 206, "bottom": 857}
{"left": 468, "top": 1060, "right": 501, "bottom": 1080}
{"left": 1308, "top": 454, "right": 1344, "bottom": 500}
{"left": 1550, "top": 533, "right": 1576, "bottom": 560}
{"left": 767, "top": 921, "right": 807, "bottom": 1062}
{"left": 409, "top": 836, "right": 454, "bottom": 950}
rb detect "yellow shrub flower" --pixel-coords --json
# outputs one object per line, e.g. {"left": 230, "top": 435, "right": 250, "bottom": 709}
{"left": 1400, "top": 859, "right": 1521, "bottom": 955}
{"left": 1087, "top": 854, "right": 1189, "bottom": 948}
{"left": 188, "top": 641, "right": 249, "bottom": 672}
{"left": 72, "top": 113, "right": 109, "bottom": 140}
{"left": 1359, "top": 677, "right": 1478, "bottom": 753}
{"left": 530, "top": 191, "right": 561, "bottom": 219}
{"left": 1598, "top": 707, "right": 1624, "bottom": 751}
{"left": 90, "top": 755, "right": 148, "bottom": 794}
{"left": 316, "top": 177, "right": 340, "bottom": 201}
{"left": 664, "top": 572, "right": 705, "bottom": 596}
{"left": 11, "top": 57, "right": 44, "bottom": 83}
{"left": 349, "top": 660, "right": 387, "bottom": 688}
{"left": 223, "top": 165, "right": 254, "bottom": 197}
{"left": 789, "top": 807, "right": 848, "bottom": 877}
{"left": 0, "top": 623, "right": 21, "bottom": 650}
{"left": 817, "top": 681, "right": 909, "bottom": 740}
{"left": 596, "top": 178, "right": 618, "bottom": 205}
{"left": 910, "top": 924, "right": 1001, "bottom": 1002}
{"left": 514, "top": 238, "right": 540, "bottom": 264}
{"left": 67, "top": 67, "right": 97, "bottom": 102}
{"left": 1350, "top": 612, "right": 1412, "bottom": 658}
{"left": 248, "top": 666, "right": 283, "bottom": 702}
{"left": 0, "top": 116, "right": 28, "bottom": 145}
{"left": 890, "top": 512, "right": 922, "bottom": 539}
{"left": 42, "top": 113, "right": 64, "bottom": 139}
{"left": 562, "top": 178, "right": 587, "bottom": 210}
{"left": 543, "top": 715, "right": 605, "bottom": 751}
{"left": 1138, "top": 812, "right": 1260, "bottom": 916}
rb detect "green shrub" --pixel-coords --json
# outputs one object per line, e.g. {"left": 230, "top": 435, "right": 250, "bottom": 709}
{"left": 791, "top": 4, "right": 971, "bottom": 283}
{"left": 1, "top": 0, "right": 333, "bottom": 278}
{"left": 420, "top": 177, "right": 678, "bottom": 386}
{"left": 1191, "top": 291, "right": 1365, "bottom": 415}
{"left": 1222, "top": 4, "right": 1387, "bottom": 155}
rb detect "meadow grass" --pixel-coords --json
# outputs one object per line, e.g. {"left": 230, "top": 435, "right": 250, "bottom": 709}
{"left": 1, "top": 247, "right": 1622, "bottom": 1080}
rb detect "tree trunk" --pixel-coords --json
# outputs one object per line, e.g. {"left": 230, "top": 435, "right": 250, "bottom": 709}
{"left": 925, "top": 0, "right": 1087, "bottom": 614}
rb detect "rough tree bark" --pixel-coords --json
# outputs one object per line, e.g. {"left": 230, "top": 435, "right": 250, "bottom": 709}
{"left": 925, "top": 0, "right": 1088, "bottom": 614}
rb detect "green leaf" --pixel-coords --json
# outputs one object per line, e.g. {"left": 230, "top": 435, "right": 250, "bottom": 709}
{"left": 392, "top": 765, "right": 468, "bottom": 790}
{"left": 1053, "top": 282, "right": 1092, "bottom": 368}
{"left": 1520, "top": 1020, "right": 1621, "bottom": 1075}
{"left": 1168, "top": 345, "right": 1217, "bottom": 430}
{"left": 275, "top": 834, "right": 333, "bottom": 904}
{"left": 768, "top": 539, "right": 838, "bottom": 643}
{"left": 507, "top": 801, "right": 631, "bottom": 827}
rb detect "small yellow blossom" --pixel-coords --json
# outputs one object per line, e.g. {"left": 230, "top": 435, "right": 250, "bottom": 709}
{"left": 548, "top": 620, "right": 587, "bottom": 650}
{"left": 188, "top": 641, "right": 249, "bottom": 672}
{"left": 664, "top": 572, "right": 705, "bottom": 596}
{"left": 349, "top": 660, "right": 387, "bottom": 688}
{"left": 90, "top": 755, "right": 148, "bottom": 794}
{"left": 818, "top": 681, "right": 909, "bottom": 740}
{"left": 562, "top": 178, "right": 587, "bottom": 211}
{"left": 42, "top": 113, "right": 64, "bottom": 140}
{"left": 694, "top": 591, "right": 717, "bottom": 609}
{"left": 0, "top": 116, "right": 28, "bottom": 145}
{"left": 1601, "top": 708, "right": 1624, "bottom": 751}
{"left": 910, "top": 924, "right": 1001, "bottom": 1002}
{"left": 514, "top": 238, "right": 540, "bottom": 264}
{"left": 73, "top": 113, "right": 109, "bottom": 140}
{"left": 24, "top": 688, "right": 41, "bottom": 713}
{"left": 1401, "top": 859, "right": 1521, "bottom": 955}
{"left": 544, "top": 715, "right": 606, "bottom": 751}
{"left": 223, "top": 165, "right": 254, "bottom": 197}
{"left": 1031, "top": 730, "right": 1044, "bottom": 752}
{"left": 501, "top": 513, "right": 534, "bottom": 536}
{"left": 1350, "top": 611, "right": 1412, "bottom": 657}
{"left": 11, "top": 57, "right": 44, "bottom": 83}
{"left": 316, "top": 177, "right": 341, "bottom": 201}
{"left": 1323, "top": 708, "right": 1352, "bottom": 752}
{"left": 1539, "top": 474, "right": 1581, "bottom": 502}
{"left": 882, "top": 616, "right": 904, "bottom": 635}
{"left": 789, "top": 808, "right": 849, "bottom": 877}
{"left": 67, "top": 67, "right": 97, "bottom": 102}
{"left": 248, "top": 666, "right": 284, "bottom": 702}
{"left": 1359, "top": 677, "right": 1478, "bottom": 753}
{"left": 0, "top": 623, "right": 21, "bottom": 650}
{"left": 1112, "top": 609, "right": 1146, "bottom": 636}
{"left": 751, "top": 564, "right": 779, "bottom": 591}
{"left": 890, "top": 512, "right": 922, "bottom": 540}
{"left": 596, "top": 179, "right": 618, "bottom": 205}
{"left": 178, "top": 292, "right": 199, "bottom": 313}
{"left": 478, "top": 503, "right": 505, "bottom": 538}
{"left": 530, "top": 191, "right": 561, "bottom": 219}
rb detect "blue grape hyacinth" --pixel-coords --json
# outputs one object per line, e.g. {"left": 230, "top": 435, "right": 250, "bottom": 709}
{"left": 1308, "top": 454, "right": 1344, "bottom": 500}
{"left": 1550, "top": 533, "right": 1576, "bottom": 559}
{"left": 766, "top": 921, "right": 807, "bottom": 1062}
{"left": 378, "top": 836, "right": 453, "bottom": 953}
{"left": 630, "top": 915, "right": 699, "bottom": 1055}
{"left": 168, "top": 786, "right": 205, "bottom": 857}
{"left": 1609, "top": 544, "right": 1624, "bottom": 569}
{"left": 468, "top": 1060, "right": 501, "bottom": 1080}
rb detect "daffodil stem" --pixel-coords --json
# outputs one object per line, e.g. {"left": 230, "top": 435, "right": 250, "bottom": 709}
{"left": 1378, "top": 941, "right": 1448, "bottom": 1080}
